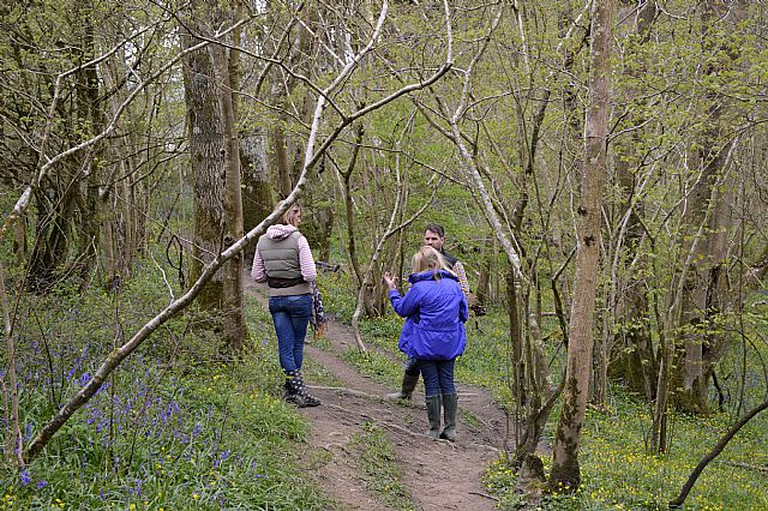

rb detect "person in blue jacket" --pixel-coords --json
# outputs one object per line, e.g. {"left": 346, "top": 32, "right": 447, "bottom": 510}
{"left": 383, "top": 246, "right": 468, "bottom": 441}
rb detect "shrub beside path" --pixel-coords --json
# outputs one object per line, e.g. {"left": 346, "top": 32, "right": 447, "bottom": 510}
{"left": 244, "top": 274, "right": 508, "bottom": 510}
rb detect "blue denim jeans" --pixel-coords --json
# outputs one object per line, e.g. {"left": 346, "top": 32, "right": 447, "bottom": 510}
{"left": 418, "top": 358, "right": 456, "bottom": 397}
{"left": 269, "top": 294, "right": 312, "bottom": 373}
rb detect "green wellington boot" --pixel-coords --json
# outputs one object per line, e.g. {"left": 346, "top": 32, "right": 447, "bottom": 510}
{"left": 386, "top": 372, "right": 419, "bottom": 401}
{"left": 425, "top": 395, "right": 442, "bottom": 438}
{"left": 440, "top": 393, "right": 458, "bottom": 441}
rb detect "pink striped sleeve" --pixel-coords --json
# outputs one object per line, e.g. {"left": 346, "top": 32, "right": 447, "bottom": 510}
{"left": 297, "top": 235, "right": 317, "bottom": 282}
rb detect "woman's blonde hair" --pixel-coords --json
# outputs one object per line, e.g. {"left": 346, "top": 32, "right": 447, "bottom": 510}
{"left": 412, "top": 246, "right": 452, "bottom": 277}
{"left": 280, "top": 203, "right": 302, "bottom": 227}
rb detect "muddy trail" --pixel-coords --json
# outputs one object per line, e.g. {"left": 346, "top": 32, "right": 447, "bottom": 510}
{"left": 244, "top": 274, "right": 509, "bottom": 511}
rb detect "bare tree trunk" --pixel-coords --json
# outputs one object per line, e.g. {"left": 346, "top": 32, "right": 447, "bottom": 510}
{"left": 272, "top": 119, "right": 294, "bottom": 199}
{"left": 241, "top": 129, "right": 273, "bottom": 264}
{"left": 672, "top": 0, "right": 746, "bottom": 414}
{"left": 476, "top": 236, "right": 494, "bottom": 306}
{"left": 211, "top": 27, "right": 247, "bottom": 352}
{"left": 271, "top": 2, "right": 316, "bottom": 199}
{"left": 0, "top": 262, "right": 22, "bottom": 465}
{"left": 13, "top": 219, "right": 27, "bottom": 268}
{"left": 507, "top": 265, "right": 525, "bottom": 407}
{"left": 72, "top": 3, "right": 104, "bottom": 290}
{"left": 182, "top": 1, "right": 227, "bottom": 314}
{"left": 549, "top": 0, "right": 614, "bottom": 491}
{"left": 340, "top": 125, "right": 365, "bottom": 286}
{"left": 181, "top": 0, "right": 247, "bottom": 351}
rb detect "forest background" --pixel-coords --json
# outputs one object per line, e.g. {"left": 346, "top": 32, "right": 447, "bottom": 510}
{"left": 1, "top": 0, "right": 768, "bottom": 509}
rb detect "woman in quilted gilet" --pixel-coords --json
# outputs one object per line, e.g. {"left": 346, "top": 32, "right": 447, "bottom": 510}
{"left": 251, "top": 203, "right": 321, "bottom": 407}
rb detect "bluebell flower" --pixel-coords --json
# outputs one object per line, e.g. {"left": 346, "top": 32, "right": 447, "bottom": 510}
{"left": 37, "top": 481, "right": 48, "bottom": 489}
{"left": 20, "top": 468, "right": 31, "bottom": 486}
{"left": 214, "top": 449, "right": 230, "bottom": 468}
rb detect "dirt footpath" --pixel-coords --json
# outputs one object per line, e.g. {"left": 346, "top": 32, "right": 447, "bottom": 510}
{"left": 245, "top": 275, "right": 508, "bottom": 510}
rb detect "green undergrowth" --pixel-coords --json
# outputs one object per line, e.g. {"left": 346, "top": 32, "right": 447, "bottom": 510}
{"left": 351, "top": 422, "right": 415, "bottom": 511}
{"left": 1, "top": 273, "right": 335, "bottom": 510}
{"left": 483, "top": 391, "right": 768, "bottom": 510}
{"left": 341, "top": 347, "right": 404, "bottom": 390}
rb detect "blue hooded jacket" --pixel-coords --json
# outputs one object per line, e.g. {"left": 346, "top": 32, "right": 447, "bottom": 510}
{"left": 388, "top": 269, "right": 468, "bottom": 360}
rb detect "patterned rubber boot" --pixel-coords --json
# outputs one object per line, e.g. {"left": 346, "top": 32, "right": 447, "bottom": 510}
{"left": 294, "top": 371, "right": 321, "bottom": 408}
{"left": 283, "top": 370, "right": 306, "bottom": 407}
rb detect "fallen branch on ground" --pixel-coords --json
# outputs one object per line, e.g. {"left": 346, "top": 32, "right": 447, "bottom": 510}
{"left": 309, "top": 385, "right": 388, "bottom": 401}
{"left": 469, "top": 491, "right": 500, "bottom": 502}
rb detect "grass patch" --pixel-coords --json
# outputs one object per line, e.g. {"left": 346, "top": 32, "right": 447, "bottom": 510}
{"left": 351, "top": 422, "right": 415, "bottom": 510}
{"left": 341, "top": 348, "right": 405, "bottom": 390}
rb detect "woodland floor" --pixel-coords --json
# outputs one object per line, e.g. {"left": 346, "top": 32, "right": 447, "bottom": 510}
{"left": 244, "top": 273, "right": 510, "bottom": 511}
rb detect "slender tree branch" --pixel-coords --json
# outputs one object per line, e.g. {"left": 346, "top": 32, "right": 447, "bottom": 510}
{"left": 669, "top": 399, "right": 768, "bottom": 508}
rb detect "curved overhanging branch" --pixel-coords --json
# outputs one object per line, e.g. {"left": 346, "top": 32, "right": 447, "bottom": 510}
{"left": 22, "top": 0, "right": 457, "bottom": 463}
{"left": 428, "top": 3, "right": 525, "bottom": 280}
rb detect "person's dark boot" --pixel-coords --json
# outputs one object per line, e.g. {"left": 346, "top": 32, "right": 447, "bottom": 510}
{"left": 293, "top": 371, "right": 321, "bottom": 408}
{"left": 283, "top": 370, "right": 304, "bottom": 406}
{"left": 425, "top": 395, "right": 442, "bottom": 438}
{"left": 386, "top": 372, "right": 419, "bottom": 401}
{"left": 440, "top": 393, "right": 458, "bottom": 442}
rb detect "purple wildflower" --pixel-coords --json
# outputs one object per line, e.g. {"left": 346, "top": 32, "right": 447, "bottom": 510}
{"left": 20, "top": 468, "right": 31, "bottom": 486}
{"left": 37, "top": 481, "right": 48, "bottom": 489}
{"left": 214, "top": 449, "right": 230, "bottom": 469}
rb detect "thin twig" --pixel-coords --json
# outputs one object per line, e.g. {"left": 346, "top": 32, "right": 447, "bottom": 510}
{"left": 469, "top": 491, "right": 500, "bottom": 502}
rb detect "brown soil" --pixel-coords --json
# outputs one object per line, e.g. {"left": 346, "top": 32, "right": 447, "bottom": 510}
{"left": 244, "top": 276, "right": 509, "bottom": 511}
